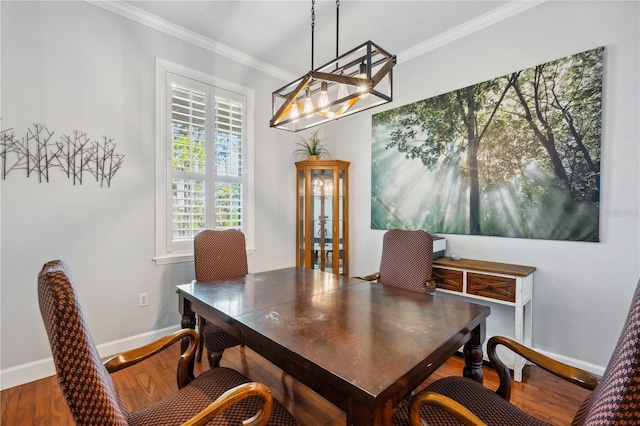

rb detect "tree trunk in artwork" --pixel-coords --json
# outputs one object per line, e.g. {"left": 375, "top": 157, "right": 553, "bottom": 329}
{"left": 457, "top": 88, "right": 483, "bottom": 235}
{"left": 467, "top": 136, "right": 481, "bottom": 235}
{"left": 511, "top": 71, "right": 570, "bottom": 192}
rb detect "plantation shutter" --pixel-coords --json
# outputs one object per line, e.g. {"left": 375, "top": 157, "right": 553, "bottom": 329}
{"left": 213, "top": 94, "right": 244, "bottom": 230}
{"left": 170, "top": 80, "right": 207, "bottom": 245}
{"left": 167, "top": 74, "right": 246, "bottom": 252}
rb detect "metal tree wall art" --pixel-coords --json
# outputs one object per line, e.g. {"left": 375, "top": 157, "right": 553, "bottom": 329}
{"left": 0, "top": 124, "right": 124, "bottom": 187}
{"left": 372, "top": 47, "right": 603, "bottom": 242}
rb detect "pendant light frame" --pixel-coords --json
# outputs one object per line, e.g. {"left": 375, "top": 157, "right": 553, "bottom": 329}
{"left": 270, "top": 2, "right": 396, "bottom": 132}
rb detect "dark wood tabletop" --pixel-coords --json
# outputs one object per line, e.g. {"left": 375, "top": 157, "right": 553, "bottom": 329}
{"left": 176, "top": 267, "right": 490, "bottom": 426}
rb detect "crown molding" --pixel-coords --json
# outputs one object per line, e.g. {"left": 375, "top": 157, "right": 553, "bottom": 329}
{"left": 87, "top": 0, "right": 298, "bottom": 82}
{"left": 398, "top": 0, "right": 548, "bottom": 64}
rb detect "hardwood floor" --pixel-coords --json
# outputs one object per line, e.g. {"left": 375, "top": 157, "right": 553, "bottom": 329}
{"left": 1, "top": 343, "right": 591, "bottom": 425}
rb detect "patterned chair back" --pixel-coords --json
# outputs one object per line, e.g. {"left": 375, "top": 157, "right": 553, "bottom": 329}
{"left": 38, "top": 260, "right": 129, "bottom": 426}
{"left": 573, "top": 278, "right": 640, "bottom": 425}
{"left": 194, "top": 229, "right": 248, "bottom": 281}
{"left": 377, "top": 229, "right": 433, "bottom": 292}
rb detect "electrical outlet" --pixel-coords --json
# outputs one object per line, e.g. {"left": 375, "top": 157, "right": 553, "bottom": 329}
{"left": 139, "top": 292, "right": 149, "bottom": 307}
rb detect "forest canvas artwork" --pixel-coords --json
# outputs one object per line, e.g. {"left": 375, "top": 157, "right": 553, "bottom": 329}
{"left": 371, "top": 47, "right": 603, "bottom": 241}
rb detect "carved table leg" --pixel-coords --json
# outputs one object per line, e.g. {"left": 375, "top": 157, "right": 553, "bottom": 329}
{"left": 463, "top": 323, "right": 485, "bottom": 383}
{"left": 207, "top": 350, "right": 224, "bottom": 368}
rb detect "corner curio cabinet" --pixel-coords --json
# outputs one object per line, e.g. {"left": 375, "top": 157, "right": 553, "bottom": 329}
{"left": 296, "top": 159, "right": 349, "bottom": 276}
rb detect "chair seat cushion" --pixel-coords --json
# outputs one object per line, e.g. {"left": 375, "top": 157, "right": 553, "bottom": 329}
{"left": 128, "top": 367, "right": 296, "bottom": 425}
{"left": 203, "top": 321, "right": 241, "bottom": 352}
{"left": 392, "top": 376, "right": 551, "bottom": 426}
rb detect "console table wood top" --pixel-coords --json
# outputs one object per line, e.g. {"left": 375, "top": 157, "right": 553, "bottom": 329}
{"left": 434, "top": 257, "right": 536, "bottom": 277}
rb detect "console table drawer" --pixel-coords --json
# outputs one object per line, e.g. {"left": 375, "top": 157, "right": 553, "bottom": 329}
{"left": 433, "top": 267, "right": 463, "bottom": 292}
{"left": 467, "top": 272, "right": 516, "bottom": 303}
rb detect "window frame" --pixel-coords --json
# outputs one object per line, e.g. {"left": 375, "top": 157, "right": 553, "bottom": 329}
{"left": 154, "top": 58, "right": 255, "bottom": 265}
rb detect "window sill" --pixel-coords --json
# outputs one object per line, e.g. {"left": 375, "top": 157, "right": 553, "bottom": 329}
{"left": 153, "top": 252, "right": 194, "bottom": 265}
{"left": 154, "top": 247, "right": 256, "bottom": 266}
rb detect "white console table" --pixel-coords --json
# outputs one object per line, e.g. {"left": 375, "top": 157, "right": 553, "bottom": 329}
{"left": 432, "top": 257, "right": 535, "bottom": 382}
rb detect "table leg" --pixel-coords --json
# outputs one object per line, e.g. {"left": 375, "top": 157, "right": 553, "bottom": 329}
{"left": 346, "top": 397, "right": 392, "bottom": 426}
{"left": 463, "top": 323, "right": 485, "bottom": 383}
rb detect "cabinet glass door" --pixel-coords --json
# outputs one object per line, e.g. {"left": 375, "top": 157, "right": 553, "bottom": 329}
{"left": 297, "top": 169, "right": 306, "bottom": 269}
{"left": 335, "top": 169, "right": 345, "bottom": 275}
{"left": 311, "top": 169, "right": 333, "bottom": 272}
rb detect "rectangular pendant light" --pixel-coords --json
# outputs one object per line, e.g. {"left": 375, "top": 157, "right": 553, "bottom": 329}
{"left": 270, "top": 40, "right": 396, "bottom": 132}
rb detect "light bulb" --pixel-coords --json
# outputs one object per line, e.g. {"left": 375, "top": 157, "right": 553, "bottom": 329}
{"left": 289, "top": 100, "right": 300, "bottom": 123}
{"left": 303, "top": 87, "right": 314, "bottom": 118}
{"left": 336, "top": 75, "right": 350, "bottom": 116}
{"left": 357, "top": 62, "right": 370, "bottom": 99}
{"left": 318, "top": 82, "right": 330, "bottom": 113}
{"left": 358, "top": 62, "right": 367, "bottom": 79}
{"left": 337, "top": 82, "right": 349, "bottom": 101}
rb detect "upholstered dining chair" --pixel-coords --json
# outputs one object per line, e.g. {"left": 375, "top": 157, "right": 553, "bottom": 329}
{"left": 38, "top": 260, "right": 297, "bottom": 426}
{"left": 357, "top": 229, "right": 435, "bottom": 293}
{"left": 392, "top": 278, "right": 640, "bottom": 425}
{"left": 194, "top": 229, "right": 247, "bottom": 368}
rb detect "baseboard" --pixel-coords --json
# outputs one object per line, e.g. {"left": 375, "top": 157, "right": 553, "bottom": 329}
{"left": 533, "top": 347, "right": 606, "bottom": 377}
{"left": 0, "top": 324, "right": 181, "bottom": 391}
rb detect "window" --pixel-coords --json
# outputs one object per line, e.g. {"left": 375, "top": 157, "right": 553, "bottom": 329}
{"left": 155, "top": 59, "right": 254, "bottom": 264}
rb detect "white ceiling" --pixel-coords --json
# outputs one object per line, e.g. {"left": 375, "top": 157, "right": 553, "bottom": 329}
{"left": 115, "top": 1, "right": 536, "bottom": 80}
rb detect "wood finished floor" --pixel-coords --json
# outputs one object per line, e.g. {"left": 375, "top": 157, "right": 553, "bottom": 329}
{"left": 1, "top": 343, "right": 591, "bottom": 425}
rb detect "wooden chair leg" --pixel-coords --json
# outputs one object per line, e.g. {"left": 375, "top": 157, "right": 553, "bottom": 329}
{"left": 207, "top": 349, "right": 224, "bottom": 368}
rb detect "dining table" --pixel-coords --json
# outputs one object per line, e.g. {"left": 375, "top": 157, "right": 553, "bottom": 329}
{"left": 176, "top": 266, "right": 490, "bottom": 426}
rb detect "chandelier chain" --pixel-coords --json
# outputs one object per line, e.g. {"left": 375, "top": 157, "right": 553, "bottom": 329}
{"left": 336, "top": 0, "right": 340, "bottom": 58}
{"left": 311, "top": 0, "right": 315, "bottom": 70}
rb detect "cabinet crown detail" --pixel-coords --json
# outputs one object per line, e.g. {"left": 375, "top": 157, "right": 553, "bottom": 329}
{"left": 295, "top": 159, "right": 351, "bottom": 167}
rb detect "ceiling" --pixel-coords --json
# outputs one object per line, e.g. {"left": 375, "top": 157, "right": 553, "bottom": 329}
{"left": 119, "top": 0, "right": 521, "bottom": 80}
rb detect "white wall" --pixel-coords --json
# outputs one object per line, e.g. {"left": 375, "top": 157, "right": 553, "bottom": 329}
{"left": 326, "top": 1, "right": 640, "bottom": 370}
{"left": 0, "top": 1, "right": 298, "bottom": 387}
